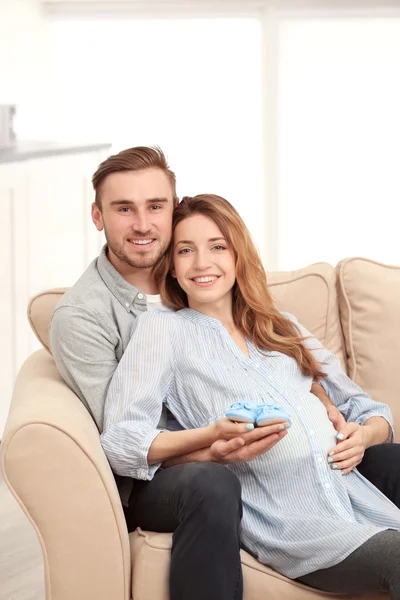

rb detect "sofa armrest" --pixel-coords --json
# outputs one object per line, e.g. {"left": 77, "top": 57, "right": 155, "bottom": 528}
{"left": 1, "top": 349, "right": 131, "bottom": 600}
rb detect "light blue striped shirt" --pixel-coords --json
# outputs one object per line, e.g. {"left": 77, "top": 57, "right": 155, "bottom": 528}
{"left": 101, "top": 308, "right": 400, "bottom": 578}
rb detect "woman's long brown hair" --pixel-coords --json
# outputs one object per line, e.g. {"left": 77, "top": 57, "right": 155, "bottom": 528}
{"left": 154, "top": 194, "right": 326, "bottom": 380}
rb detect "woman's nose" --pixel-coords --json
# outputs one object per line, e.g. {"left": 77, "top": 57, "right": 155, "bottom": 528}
{"left": 194, "top": 251, "right": 211, "bottom": 270}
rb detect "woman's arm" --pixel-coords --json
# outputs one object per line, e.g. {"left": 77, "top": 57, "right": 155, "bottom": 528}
{"left": 284, "top": 313, "right": 394, "bottom": 474}
{"left": 100, "top": 311, "right": 174, "bottom": 480}
{"left": 285, "top": 313, "right": 394, "bottom": 439}
{"left": 148, "top": 418, "right": 261, "bottom": 464}
{"left": 362, "top": 415, "right": 390, "bottom": 447}
{"left": 100, "top": 312, "right": 259, "bottom": 479}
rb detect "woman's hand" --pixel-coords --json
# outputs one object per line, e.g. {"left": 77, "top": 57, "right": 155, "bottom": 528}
{"left": 212, "top": 417, "right": 256, "bottom": 441}
{"left": 212, "top": 417, "right": 288, "bottom": 442}
{"left": 327, "top": 422, "right": 369, "bottom": 474}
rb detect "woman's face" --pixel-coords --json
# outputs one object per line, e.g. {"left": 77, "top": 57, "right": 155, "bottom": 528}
{"left": 173, "top": 213, "right": 236, "bottom": 312}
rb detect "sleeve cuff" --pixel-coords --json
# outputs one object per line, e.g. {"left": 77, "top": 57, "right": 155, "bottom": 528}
{"left": 137, "top": 428, "right": 166, "bottom": 480}
{"left": 357, "top": 412, "right": 394, "bottom": 444}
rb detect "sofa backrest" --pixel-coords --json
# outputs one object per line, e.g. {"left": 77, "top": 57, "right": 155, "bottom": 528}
{"left": 28, "top": 262, "right": 346, "bottom": 364}
{"left": 337, "top": 257, "right": 400, "bottom": 440}
{"left": 28, "top": 258, "right": 399, "bottom": 439}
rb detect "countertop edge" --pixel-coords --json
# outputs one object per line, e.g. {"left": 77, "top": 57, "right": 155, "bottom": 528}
{"left": 0, "top": 142, "right": 112, "bottom": 165}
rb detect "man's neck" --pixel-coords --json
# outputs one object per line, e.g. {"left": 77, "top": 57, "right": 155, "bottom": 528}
{"left": 106, "top": 250, "right": 159, "bottom": 294}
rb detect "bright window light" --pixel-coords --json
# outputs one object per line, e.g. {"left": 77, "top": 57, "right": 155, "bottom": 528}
{"left": 278, "top": 17, "right": 400, "bottom": 269}
{"left": 48, "top": 18, "right": 265, "bottom": 255}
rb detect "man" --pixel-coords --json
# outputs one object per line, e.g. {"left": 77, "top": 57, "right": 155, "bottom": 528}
{"left": 50, "top": 146, "right": 399, "bottom": 600}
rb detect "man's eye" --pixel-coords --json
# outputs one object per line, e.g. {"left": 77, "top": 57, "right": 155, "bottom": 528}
{"left": 150, "top": 205, "right": 162, "bottom": 211}
{"left": 119, "top": 207, "right": 131, "bottom": 212}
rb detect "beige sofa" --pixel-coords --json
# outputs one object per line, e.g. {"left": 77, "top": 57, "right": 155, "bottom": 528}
{"left": 2, "top": 257, "right": 399, "bottom": 600}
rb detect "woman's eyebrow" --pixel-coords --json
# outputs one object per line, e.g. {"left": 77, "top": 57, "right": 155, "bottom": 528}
{"left": 175, "top": 237, "right": 226, "bottom": 248}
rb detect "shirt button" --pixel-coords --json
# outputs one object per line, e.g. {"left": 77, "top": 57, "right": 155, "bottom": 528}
{"left": 325, "top": 482, "right": 331, "bottom": 489}
{"left": 137, "top": 293, "right": 144, "bottom": 300}
{"left": 125, "top": 302, "right": 130, "bottom": 308}
{"left": 309, "top": 429, "right": 315, "bottom": 435}
{"left": 297, "top": 406, "right": 302, "bottom": 411}
{"left": 335, "top": 503, "right": 340, "bottom": 508}
{"left": 268, "top": 375, "right": 273, "bottom": 380}
{"left": 317, "top": 457, "right": 323, "bottom": 463}
{"left": 255, "top": 364, "right": 260, "bottom": 369}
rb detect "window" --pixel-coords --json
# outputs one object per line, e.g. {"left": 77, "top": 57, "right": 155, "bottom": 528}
{"left": 278, "top": 17, "right": 400, "bottom": 268}
{"left": 48, "top": 17, "right": 265, "bottom": 254}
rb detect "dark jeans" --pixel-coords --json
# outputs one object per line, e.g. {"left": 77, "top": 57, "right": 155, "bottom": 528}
{"left": 124, "top": 444, "right": 400, "bottom": 600}
{"left": 297, "top": 444, "right": 400, "bottom": 597}
{"left": 358, "top": 442, "right": 400, "bottom": 508}
{"left": 298, "top": 530, "right": 400, "bottom": 599}
{"left": 124, "top": 462, "right": 243, "bottom": 600}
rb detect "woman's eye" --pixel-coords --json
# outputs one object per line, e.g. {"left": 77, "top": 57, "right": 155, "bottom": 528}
{"left": 178, "top": 248, "right": 192, "bottom": 254}
{"left": 213, "top": 245, "right": 226, "bottom": 251}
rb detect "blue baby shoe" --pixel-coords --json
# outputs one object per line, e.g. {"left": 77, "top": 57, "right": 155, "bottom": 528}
{"left": 225, "top": 401, "right": 258, "bottom": 423}
{"left": 256, "top": 404, "right": 292, "bottom": 427}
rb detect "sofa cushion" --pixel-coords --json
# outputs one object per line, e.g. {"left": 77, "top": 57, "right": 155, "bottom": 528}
{"left": 129, "top": 529, "right": 386, "bottom": 600}
{"left": 337, "top": 257, "right": 400, "bottom": 439}
{"left": 28, "top": 263, "right": 346, "bottom": 369}
{"left": 267, "top": 262, "right": 346, "bottom": 370}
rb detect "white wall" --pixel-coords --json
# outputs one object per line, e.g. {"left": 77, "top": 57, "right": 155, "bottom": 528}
{"left": 0, "top": 0, "right": 51, "bottom": 139}
{"left": 277, "top": 16, "right": 400, "bottom": 269}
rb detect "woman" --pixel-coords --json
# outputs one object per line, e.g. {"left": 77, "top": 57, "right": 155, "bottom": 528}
{"left": 101, "top": 194, "right": 400, "bottom": 597}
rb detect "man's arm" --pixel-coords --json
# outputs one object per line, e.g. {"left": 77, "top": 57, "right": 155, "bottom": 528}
{"left": 50, "top": 306, "right": 118, "bottom": 432}
{"left": 311, "top": 381, "right": 347, "bottom": 432}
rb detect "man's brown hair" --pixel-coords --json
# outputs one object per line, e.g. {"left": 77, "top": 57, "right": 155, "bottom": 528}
{"left": 92, "top": 146, "right": 178, "bottom": 208}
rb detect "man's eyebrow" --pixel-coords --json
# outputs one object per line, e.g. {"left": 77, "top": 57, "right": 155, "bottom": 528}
{"left": 109, "top": 199, "right": 134, "bottom": 206}
{"left": 146, "top": 197, "right": 169, "bottom": 204}
{"left": 175, "top": 236, "right": 226, "bottom": 248}
{"left": 109, "top": 197, "right": 170, "bottom": 207}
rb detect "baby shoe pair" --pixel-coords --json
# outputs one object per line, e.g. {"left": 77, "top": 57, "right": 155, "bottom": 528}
{"left": 225, "top": 401, "right": 292, "bottom": 427}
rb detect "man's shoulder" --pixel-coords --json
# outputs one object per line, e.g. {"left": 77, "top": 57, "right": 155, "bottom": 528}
{"left": 54, "top": 257, "right": 114, "bottom": 317}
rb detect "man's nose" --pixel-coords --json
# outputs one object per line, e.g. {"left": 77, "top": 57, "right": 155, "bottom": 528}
{"left": 133, "top": 211, "right": 150, "bottom": 234}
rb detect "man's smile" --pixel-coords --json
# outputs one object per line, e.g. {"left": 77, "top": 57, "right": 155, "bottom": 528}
{"left": 127, "top": 238, "right": 156, "bottom": 248}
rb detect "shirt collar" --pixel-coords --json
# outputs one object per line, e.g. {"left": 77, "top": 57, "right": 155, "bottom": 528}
{"left": 177, "top": 308, "right": 225, "bottom": 331}
{"left": 97, "top": 244, "right": 147, "bottom": 311}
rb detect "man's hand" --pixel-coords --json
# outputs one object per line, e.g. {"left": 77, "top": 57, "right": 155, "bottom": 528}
{"left": 210, "top": 426, "right": 288, "bottom": 463}
{"left": 327, "top": 422, "right": 369, "bottom": 474}
{"left": 311, "top": 382, "right": 348, "bottom": 434}
{"left": 161, "top": 421, "right": 289, "bottom": 468}
{"left": 326, "top": 406, "right": 347, "bottom": 434}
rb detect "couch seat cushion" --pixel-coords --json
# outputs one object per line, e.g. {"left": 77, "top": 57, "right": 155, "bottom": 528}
{"left": 129, "top": 529, "right": 387, "bottom": 600}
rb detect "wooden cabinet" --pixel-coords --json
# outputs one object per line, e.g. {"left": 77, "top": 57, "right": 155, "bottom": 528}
{"left": 0, "top": 144, "right": 109, "bottom": 435}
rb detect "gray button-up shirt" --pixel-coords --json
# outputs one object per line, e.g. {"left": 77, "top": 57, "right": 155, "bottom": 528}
{"left": 50, "top": 244, "right": 168, "bottom": 433}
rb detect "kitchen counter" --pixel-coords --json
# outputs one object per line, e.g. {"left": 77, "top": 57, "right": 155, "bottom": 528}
{"left": 0, "top": 140, "right": 112, "bottom": 164}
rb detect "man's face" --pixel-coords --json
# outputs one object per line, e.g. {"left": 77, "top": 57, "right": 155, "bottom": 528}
{"left": 92, "top": 168, "right": 175, "bottom": 271}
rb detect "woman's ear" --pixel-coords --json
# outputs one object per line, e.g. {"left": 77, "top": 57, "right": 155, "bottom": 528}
{"left": 171, "top": 267, "right": 176, "bottom": 278}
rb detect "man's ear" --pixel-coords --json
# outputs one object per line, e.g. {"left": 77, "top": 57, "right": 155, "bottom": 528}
{"left": 92, "top": 202, "right": 104, "bottom": 232}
